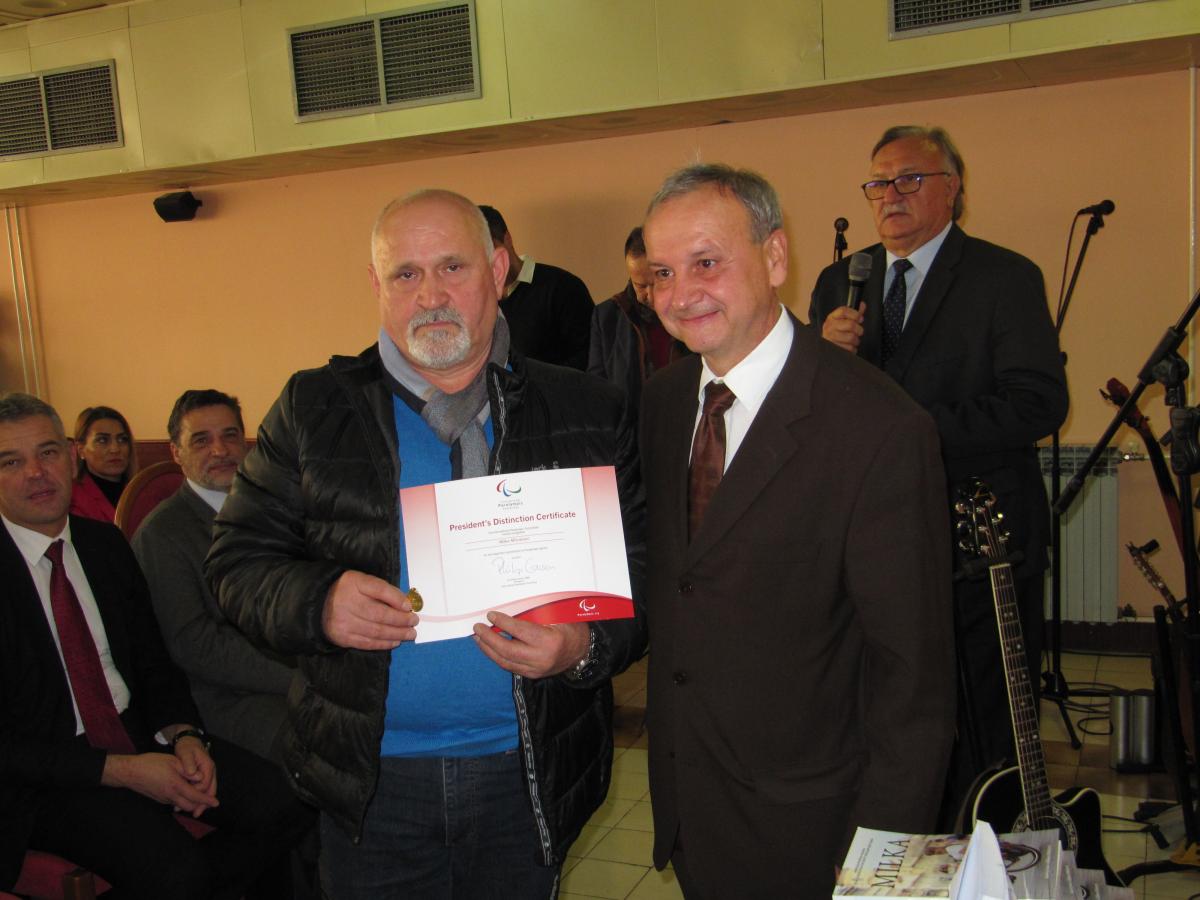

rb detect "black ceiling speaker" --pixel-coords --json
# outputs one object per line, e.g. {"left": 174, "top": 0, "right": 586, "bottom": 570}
{"left": 153, "top": 191, "right": 202, "bottom": 222}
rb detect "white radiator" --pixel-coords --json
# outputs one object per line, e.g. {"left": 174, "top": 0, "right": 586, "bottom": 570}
{"left": 1040, "top": 446, "right": 1120, "bottom": 623}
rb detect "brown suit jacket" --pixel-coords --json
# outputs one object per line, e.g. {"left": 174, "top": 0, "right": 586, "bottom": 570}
{"left": 640, "top": 315, "right": 957, "bottom": 898}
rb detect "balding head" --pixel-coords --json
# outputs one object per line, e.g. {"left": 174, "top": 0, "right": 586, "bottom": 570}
{"left": 367, "top": 189, "right": 509, "bottom": 393}
{"left": 372, "top": 190, "right": 494, "bottom": 268}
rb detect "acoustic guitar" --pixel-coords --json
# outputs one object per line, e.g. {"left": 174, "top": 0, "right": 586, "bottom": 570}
{"left": 957, "top": 479, "right": 1124, "bottom": 886}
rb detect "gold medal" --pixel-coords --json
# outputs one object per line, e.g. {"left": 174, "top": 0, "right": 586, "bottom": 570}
{"left": 406, "top": 587, "right": 424, "bottom": 612}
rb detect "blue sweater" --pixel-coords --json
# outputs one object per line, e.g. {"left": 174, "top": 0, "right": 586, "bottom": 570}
{"left": 379, "top": 396, "right": 518, "bottom": 758}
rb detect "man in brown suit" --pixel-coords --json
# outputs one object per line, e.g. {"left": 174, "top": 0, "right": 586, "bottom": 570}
{"left": 639, "top": 163, "right": 956, "bottom": 899}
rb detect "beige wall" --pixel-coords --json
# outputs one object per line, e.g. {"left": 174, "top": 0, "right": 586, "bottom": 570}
{"left": 12, "top": 69, "right": 1196, "bottom": 452}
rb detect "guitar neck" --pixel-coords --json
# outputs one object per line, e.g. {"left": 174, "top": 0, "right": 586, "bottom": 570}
{"left": 989, "top": 561, "right": 1054, "bottom": 825}
{"left": 1127, "top": 544, "right": 1179, "bottom": 607}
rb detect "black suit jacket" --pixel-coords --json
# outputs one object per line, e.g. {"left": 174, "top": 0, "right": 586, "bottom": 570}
{"left": 0, "top": 516, "right": 200, "bottom": 887}
{"left": 640, "top": 316, "right": 956, "bottom": 897}
{"left": 810, "top": 225, "right": 1069, "bottom": 576}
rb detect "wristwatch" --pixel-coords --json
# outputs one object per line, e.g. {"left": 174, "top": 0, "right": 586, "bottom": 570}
{"left": 564, "top": 626, "right": 598, "bottom": 681}
{"left": 170, "top": 727, "right": 211, "bottom": 753}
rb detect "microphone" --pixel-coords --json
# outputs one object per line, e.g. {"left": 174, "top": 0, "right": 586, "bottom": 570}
{"left": 1078, "top": 199, "right": 1115, "bottom": 217}
{"left": 834, "top": 217, "right": 849, "bottom": 234}
{"left": 845, "top": 252, "right": 873, "bottom": 308}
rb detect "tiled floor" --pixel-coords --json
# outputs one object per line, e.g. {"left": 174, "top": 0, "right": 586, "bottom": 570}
{"left": 563, "top": 653, "right": 1200, "bottom": 899}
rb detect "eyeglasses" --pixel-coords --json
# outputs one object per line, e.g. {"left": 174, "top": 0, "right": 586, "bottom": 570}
{"left": 861, "top": 172, "right": 949, "bottom": 201}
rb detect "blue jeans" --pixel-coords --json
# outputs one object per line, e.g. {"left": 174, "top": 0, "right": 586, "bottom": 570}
{"left": 320, "top": 750, "right": 560, "bottom": 900}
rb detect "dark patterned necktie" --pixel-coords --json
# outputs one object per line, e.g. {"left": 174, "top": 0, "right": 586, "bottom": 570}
{"left": 45, "top": 540, "right": 136, "bottom": 753}
{"left": 881, "top": 258, "right": 913, "bottom": 367}
{"left": 688, "top": 381, "right": 736, "bottom": 540}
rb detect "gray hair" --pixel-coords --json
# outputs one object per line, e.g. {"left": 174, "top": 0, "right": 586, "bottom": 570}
{"left": 371, "top": 189, "right": 494, "bottom": 261}
{"left": 872, "top": 125, "right": 966, "bottom": 221}
{"left": 646, "top": 163, "right": 783, "bottom": 243}
{"left": 0, "top": 392, "right": 65, "bottom": 437}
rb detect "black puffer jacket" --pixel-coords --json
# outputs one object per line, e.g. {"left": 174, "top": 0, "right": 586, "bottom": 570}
{"left": 207, "top": 345, "right": 645, "bottom": 863}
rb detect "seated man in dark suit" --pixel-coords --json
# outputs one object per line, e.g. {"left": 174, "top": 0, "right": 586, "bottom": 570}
{"left": 478, "top": 203, "right": 594, "bottom": 369}
{"left": 587, "top": 226, "right": 688, "bottom": 423}
{"left": 133, "top": 389, "right": 296, "bottom": 764}
{"left": 0, "top": 392, "right": 311, "bottom": 900}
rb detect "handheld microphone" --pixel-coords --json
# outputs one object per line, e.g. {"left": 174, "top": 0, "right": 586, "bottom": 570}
{"left": 1078, "top": 199, "right": 1115, "bottom": 217}
{"left": 845, "top": 252, "right": 873, "bottom": 308}
{"left": 834, "top": 217, "right": 849, "bottom": 234}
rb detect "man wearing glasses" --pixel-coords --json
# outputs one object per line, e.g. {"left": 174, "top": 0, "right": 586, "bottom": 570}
{"left": 809, "top": 125, "right": 1068, "bottom": 826}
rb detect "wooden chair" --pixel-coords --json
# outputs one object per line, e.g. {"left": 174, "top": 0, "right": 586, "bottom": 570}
{"left": 114, "top": 460, "right": 183, "bottom": 539}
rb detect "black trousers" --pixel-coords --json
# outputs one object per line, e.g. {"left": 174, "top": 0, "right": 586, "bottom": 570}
{"left": 938, "top": 571, "right": 1045, "bottom": 830}
{"left": 27, "top": 735, "right": 314, "bottom": 900}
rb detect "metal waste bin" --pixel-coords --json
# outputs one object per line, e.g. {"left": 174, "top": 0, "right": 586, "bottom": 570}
{"left": 1110, "top": 688, "right": 1156, "bottom": 771}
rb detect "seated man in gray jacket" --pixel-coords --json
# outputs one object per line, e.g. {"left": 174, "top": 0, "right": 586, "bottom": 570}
{"left": 133, "top": 389, "right": 296, "bottom": 763}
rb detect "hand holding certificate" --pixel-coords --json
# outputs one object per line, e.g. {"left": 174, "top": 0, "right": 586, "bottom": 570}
{"left": 400, "top": 466, "right": 634, "bottom": 643}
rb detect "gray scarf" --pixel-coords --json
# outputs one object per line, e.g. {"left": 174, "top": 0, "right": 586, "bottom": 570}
{"left": 378, "top": 316, "right": 510, "bottom": 477}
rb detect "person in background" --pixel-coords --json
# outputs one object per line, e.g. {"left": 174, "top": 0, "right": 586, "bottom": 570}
{"left": 809, "top": 125, "right": 1069, "bottom": 824}
{"left": 0, "top": 392, "right": 312, "bottom": 900}
{"left": 132, "top": 389, "right": 296, "bottom": 765}
{"left": 478, "top": 203, "right": 595, "bottom": 370}
{"left": 70, "top": 405, "right": 136, "bottom": 523}
{"left": 587, "top": 226, "right": 689, "bottom": 422}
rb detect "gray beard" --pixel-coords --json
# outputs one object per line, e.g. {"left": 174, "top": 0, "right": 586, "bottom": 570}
{"left": 406, "top": 308, "right": 471, "bottom": 369}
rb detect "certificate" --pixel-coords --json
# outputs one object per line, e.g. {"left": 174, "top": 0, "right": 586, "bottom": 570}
{"left": 399, "top": 466, "right": 634, "bottom": 643}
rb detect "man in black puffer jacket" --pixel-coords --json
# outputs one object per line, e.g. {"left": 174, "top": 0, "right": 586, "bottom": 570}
{"left": 207, "top": 190, "right": 645, "bottom": 900}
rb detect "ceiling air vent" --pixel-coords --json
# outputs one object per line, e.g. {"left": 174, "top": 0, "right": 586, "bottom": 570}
{"left": 0, "top": 77, "right": 48, "bottom": 157}
{"left": 290, "top": 20, "right": 381, "bottom": 117}
{"left": 0, "top": 61, "right": 121, "bottom": 160}
{"left": 380, "top": 5, "right": 476, "bottom": 105}
{"left": 891, "top": 0, "right": 1153, "bottom": 38}
{"left": 289, "top": 2, "right": 480, "bottom": 122}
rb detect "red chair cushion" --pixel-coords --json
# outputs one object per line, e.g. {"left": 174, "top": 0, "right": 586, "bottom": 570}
{"left": 13, "top": 850, "right": 112, "bottom": 897}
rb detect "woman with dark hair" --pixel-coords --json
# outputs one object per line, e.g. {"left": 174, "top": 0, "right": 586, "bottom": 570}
{"left": 70, "top": 405, "right": 137, "bottom": 522}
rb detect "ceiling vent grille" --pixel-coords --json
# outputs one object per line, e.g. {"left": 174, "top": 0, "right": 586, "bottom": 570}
{"left": 289, "top": 2, "right": 480, "bottom": 122}
{"left": 0, "top": 61, "right": 121, "bottom": 160}
{"left": 0, "top": 77, "right": 48, "bottom": 157}
{"left": 290, "top": 20, "right": 381, "bottom": 117}
{"left": 891, "top": 0, "right": 1152, "bottom": 37}
{"left": 44, "top": 65, "right": 120, "bottom": 149}
{"left": 380, "top": 5, "right": 475, "bottom": 105}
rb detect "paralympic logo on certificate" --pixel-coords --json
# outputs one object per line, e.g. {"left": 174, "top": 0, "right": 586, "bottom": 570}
{"left": 399, "top": 466, "right": 634, "bottom": 643}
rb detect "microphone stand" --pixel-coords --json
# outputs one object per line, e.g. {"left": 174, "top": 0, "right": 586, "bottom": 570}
{"left": 834, "top": 218, "right": 848, "bottom": 263}
{"left": 1044, "top": 207, "right": 1110, "bottom": 748}
{"left": 1056, "top": 288, "right": 1200, "bottom": 879}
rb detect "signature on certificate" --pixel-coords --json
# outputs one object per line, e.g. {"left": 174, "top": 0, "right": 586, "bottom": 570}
{"left": 493, "top": 555, "right": 557, "bottom": 577}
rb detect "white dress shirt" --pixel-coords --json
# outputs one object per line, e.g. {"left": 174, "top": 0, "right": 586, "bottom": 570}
{"left": 187, "top": 478, "right": 228, "bottom": 514}
{"left": 3, "top": 514, "right": 131, "bottom": 734}
{"left": 692, "top": 306, "right": 794, "bottom": 472}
